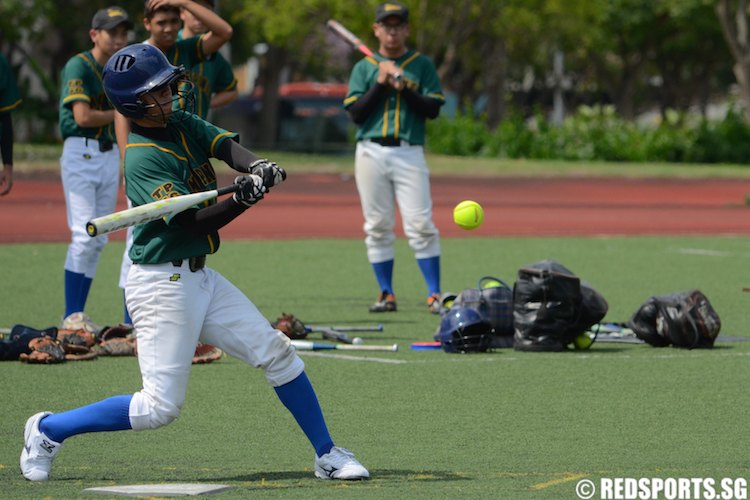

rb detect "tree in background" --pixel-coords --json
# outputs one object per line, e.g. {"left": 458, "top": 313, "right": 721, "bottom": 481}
{"left": 0, "top": 0, "right": 743, "bottom": 143}
{"left": 716, "top": 0, "right": 750, "bottom": 121}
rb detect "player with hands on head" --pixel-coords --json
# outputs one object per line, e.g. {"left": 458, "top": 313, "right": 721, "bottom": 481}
{"left": 344, "top": 2, "right": 446, "bottom": 314}
{"left": 59, "top": 6, "right": 133, "bottom": 331}
{"left": 20, "top": 43, "right": 369, "bottom": 483}
{"left": 0, "top": 51, "right": 22, "bottom": 196}
{"left": 178, "top": 0, "right": 238, "bottom": 117}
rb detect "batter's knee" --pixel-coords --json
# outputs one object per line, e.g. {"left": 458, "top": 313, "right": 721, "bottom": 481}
{"left": 128, "top": 391, "right": 182, "bottom": 431}
{"left": 263, "top": 330, "right": 306, "bottom": 387}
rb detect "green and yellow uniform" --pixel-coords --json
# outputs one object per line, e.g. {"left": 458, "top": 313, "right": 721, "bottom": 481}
{"left": 125, "top": 113, "right": 236, "bottom": 264}
{"left": 177, "top": 30, "right": 237, "bottom": 119}
{"left": 344, "top": 49, "right": 444, "bottom": 145}
{"left": 0, "top": 53, "right": 22, "bottom": 115}
{"left": 59, "top": 51, "right": 113, "bottom": 141}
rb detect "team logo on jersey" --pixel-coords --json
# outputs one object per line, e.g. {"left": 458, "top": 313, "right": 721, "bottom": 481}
{"left": 67, "top": 79, "right": 84, "bottom": 95}
{"left": 169, "top": 273, "right": 181, "bottom": 282}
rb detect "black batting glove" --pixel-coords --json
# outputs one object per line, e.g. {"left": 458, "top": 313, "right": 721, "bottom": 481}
{"left": 249, "top": 159, "right": 286, "bottom": 189}
{"left": 232, "top": 174, "right": 266, "bottom": 207}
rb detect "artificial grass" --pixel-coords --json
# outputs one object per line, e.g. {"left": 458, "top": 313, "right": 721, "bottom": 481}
{"left": 1, "top": 236, "right": 748, "bottom": 498}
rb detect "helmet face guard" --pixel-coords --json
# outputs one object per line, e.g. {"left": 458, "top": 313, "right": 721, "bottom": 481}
{"left": 439, "top": 307, "right": 493, "bottom": 353}
{"left": 103, "top": 43, "right": 194, "bottom": 121}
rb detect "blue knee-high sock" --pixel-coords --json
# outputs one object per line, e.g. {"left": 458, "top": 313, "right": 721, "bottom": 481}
{"left": 123, "top": 291, "right": 132, "bottom": 325}
{"left": 79, "top": 276, "right": 93, "bottom": 312}
{"left": 274, "top": 372, "right": 334, "bottom": 457}
{"left": 417, "top": 256, "right": 441, "bottom": 296}
{"left": 64, "top": 270, "right": 86, "bottom": 316}
{"left": 40, "top": 395, "right": 133, "bottom": 442}
{"left": 371, "top": 259, "right": 394, "bottom": 294}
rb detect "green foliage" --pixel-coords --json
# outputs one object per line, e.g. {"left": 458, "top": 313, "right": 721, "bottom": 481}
{"left": 427, "top": 105, "right": 750, "bottom": 164}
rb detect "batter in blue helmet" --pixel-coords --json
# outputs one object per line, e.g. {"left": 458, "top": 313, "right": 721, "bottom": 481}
{"left": 20, "top": 43, "right": 369, "bottom": 483}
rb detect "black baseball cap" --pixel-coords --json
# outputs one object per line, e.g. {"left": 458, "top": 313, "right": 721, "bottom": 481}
{"left": 376, "top": 2, "right": 409, "bottom": 23}
{"left": 91, "top": 6, "right": 133, "bottom": 31}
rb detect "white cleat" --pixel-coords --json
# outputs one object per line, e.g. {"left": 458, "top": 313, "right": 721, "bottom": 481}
{"left": 20, "top": 412, "right": 62, "bottom": 481}
{"left": 314, "top": 446, "right": 370, "bottom": 480}
{"left": 61, "top": 312, "right": 102, "bottom": 334}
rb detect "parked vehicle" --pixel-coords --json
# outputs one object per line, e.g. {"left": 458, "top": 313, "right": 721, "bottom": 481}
{"left": 212, "top": 82, "right": 353, "bottom": 153}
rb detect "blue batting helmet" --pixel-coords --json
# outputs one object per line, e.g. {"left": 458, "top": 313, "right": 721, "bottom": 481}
{"left": 103, "top": 43, "right": 188, "bottom": 119}
{"left": 438, "top": 306, "right": 492, "bottom": 353}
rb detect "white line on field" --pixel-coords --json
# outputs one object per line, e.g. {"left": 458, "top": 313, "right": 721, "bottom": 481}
{"left": 408, "top": 350, "right": 750, "bottom": 363}
{"left": 673, "top": 248, "right": 732, "bottom": 257}
{"left": 297, "top": 352, "right": 408, "bottom": 364}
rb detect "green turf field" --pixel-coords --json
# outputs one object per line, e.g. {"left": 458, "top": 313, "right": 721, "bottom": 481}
{"left": 1, "top": 236, "right": 748, "bottom": 498}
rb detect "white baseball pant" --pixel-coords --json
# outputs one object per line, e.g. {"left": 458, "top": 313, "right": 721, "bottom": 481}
{"left": 61, "top": 136, "right": 120, "bottom": 277}
{"left": 125, "top": 263, "right": 304, "bottom": 430}
{"left": 354, "top": 140, "right": 440, "bottom": 263}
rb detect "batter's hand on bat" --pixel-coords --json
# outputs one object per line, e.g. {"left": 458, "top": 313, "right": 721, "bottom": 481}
{"left": 249, "top": 159, "right": 286, "bottom": 189}
{"left": 232, "top": 174, "right": 266, "bottom": 207}
{"left": 377, "top": 61, "right": 403, "bottom": 90}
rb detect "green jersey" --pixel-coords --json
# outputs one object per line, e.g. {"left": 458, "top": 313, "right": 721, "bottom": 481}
{"left": 124, "top": 113, "right": 237, "bottom": 264}
{"left": 178, "top": 30, "right": 237, "bottom": 119}
{"left": 0, "top": 53, "right": 22, "bottom": 114}
{"left": 0, "top": 53, "right": 22, "bottom": 143}
{"left": 59, "top": 51, "right": 113, "bottom": 141}
{"left": 344, "top": 49, "right": 444, "bottom": 145}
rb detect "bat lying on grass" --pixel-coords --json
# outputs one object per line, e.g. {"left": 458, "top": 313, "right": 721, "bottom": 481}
{"left": 86, "top": 184, "right": 240, "bottom": 237}
{"left": 305, "top": 324, "right": 383, "bottom": 344}
{"left": 291, "top": 340, "right": 398, "bottom": 352}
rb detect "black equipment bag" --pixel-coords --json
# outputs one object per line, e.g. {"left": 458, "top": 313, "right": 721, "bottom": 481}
{"left": 513, "top": 260, "right": 608, "bottom": 352}
{"left": 0, "top": 324, "right": 58, "bottom": 361}
{"left": 628, "top": 289, "right": 721, "bottom": 349}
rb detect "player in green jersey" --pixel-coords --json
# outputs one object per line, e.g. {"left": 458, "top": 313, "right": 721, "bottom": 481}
{"left": 117, "top": 0, "right": 233, "bottom": 327}
{"left": 59, "top": 7, "right": 133, "bottom": 331}
{"left": 0, "top": 52, "right": 22, "bottom": 196}
{"left": 344, "top": 2, "right": 446, "bottom": 314}
{"left": 179, "top": 0, "right": 238, "bottom": 119}
{"left": 20, "top": 43, "right": 369, "bottom": 483}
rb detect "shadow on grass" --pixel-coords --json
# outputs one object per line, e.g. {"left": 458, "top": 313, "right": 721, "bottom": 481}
{"left": 203, "top": 468, "right": 471, "bottom": 483}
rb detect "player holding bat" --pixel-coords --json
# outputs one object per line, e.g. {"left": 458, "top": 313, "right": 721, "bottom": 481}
{"left": 343, "top": 2, "right": 446, "bottom": 314}
{"left": 20, "top": 44, "right": 369, "bottom": 482}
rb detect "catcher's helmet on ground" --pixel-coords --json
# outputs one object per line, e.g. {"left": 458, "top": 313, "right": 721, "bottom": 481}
{"left": 438, "top": 307, "right": 492, "bottom": 353}
{"left": 103, "top": 43, "right": 192, "bottom": 119}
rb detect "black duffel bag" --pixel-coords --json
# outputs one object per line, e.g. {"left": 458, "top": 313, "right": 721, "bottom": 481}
{"left": 513, "top": 260, "right": 608, "bottom": 352}
{"left": 628, "top": 289, "right": 721, "bottom": 349}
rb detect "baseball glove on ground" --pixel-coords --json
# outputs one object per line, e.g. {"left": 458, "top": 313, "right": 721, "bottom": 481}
{"left": 57, "top": 329, "right": 97, "bottom": 353}
{"left": 192, "top": 343, "right": 223, "bottom": 364}
{"left": 272, "top": 313, "right": 308, "bottom": 339}
{"left": 19, "top": 337, "right": 66, "bottom": 364}
{"left": 97, "top": 337, "right": 137, "bottom": 356}
{"left": 97, "top": 324, "right": 135, "bottom": 342}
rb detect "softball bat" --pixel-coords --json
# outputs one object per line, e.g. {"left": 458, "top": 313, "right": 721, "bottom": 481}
{"left": 86, "top": 184, "right": 239, "bottom": 237}
{"left": 291, "top": 340, "right": 398, "bottom": 352}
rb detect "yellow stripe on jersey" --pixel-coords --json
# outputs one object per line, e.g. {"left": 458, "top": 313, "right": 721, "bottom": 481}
{"left": 209, "top": 132, "right": 235, "bottom": 156}
{"left": 394, "top": 93, "right": 401, "bottom": 139}
{"left": 381, "top": 98, "right": 389, "bottom": 137}
{"left": 63, "top": 94, "right": 92, "bottom": 104}
{"left": 126, "top": 143, "right": 188, "bottom": 162}
{"left": 77, "top": 53, "right": 103, "bottom": 82}
{"left": 0, "top": 98, "right": 22, "bottom": 113}
{"left": 178, "top": 130, "right": 194, "bottom": 160}
{"left": 401, "top": 52, "right": 419, "bottom": 68}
